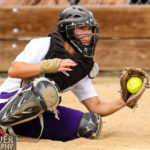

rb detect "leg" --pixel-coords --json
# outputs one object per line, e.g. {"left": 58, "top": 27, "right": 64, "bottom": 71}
{"left": 12, "top": 106, "right": 102, "bottom": 141}
{"left": 13, "top": 106, "right": 83, "bottom": 141}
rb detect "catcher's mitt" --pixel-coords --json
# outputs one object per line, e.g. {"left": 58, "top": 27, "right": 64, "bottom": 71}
{"left": 120, "top": 68, "right": 149, "bottom": 108}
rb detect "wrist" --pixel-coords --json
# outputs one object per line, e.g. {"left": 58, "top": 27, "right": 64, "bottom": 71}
{"left": 39, "top": 58, "right": 61, "bottom": 74}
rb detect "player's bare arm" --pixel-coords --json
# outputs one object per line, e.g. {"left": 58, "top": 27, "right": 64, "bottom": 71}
{"left": 8, "top": 59, "right": 77, "bottom": 79}
{"left": 82, "top": 96, "right": 126, "bottom": 117}
{"left": 8, "top": 62, "right": 42, "bottom": 79}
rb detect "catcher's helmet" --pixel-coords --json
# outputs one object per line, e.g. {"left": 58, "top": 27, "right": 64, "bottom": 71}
{"left": 57, "top": 6, "right": 99, "bottom": 58}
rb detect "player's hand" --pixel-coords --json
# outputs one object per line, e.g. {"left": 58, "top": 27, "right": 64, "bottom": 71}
{"left": 39, "top": 58, "right": 77, "bottom": 74}
{"left": 57, "top": 59, "right": 77, "bottom": 72}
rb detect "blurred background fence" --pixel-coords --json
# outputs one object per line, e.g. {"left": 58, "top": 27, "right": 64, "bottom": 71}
{"left": 0, "top": 1, "right": 150, "bottom": 72}
{"left": 0, "top": 0, "right": 150, "bottom": 5}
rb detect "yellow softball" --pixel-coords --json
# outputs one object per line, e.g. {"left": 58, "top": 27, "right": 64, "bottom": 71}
{"left": 127, "top": 76, "right": 143, "bottom": 94}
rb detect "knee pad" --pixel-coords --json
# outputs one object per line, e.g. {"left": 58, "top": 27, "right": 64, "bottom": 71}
{"left": 0, "top": 87, "right": 42, "bottom": 127}
{"left": 77, "top": 113, "right": 102, "bottom": 139}
{"left": 0, "top": 77, "right": 61, "bottom": 127}
{"left": 32, "top": 77, "right": 61, "bottom": 112}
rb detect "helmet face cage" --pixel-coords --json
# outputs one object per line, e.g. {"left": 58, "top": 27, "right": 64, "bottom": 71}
{"left": 57, "top": 6, "right": 100, "bottom": 58}
{"left": 66, "top": 23, "right": 99, "bottom": 58}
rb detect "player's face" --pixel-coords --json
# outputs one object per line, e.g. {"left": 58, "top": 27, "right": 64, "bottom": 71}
{"left": 74, "top": 26, "right": 92, "bottom": 46}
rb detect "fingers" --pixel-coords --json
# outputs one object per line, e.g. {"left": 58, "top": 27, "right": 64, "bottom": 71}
{"left": 57, "top": 59, "right": 77, "bottom": 72}
{"left": 61, "top": 59, "right": 77, "bottom": 67}
{"left": 58, "top": 67, "right": 72, "bottom": 72}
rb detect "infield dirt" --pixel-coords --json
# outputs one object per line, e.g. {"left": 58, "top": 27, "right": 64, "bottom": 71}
{"left": 1, "top": 75, "right": 150, "bottom": 150}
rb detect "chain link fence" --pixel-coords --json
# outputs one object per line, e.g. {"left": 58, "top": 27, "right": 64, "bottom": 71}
{"left": 0, "top": 0, "right": 150, "bottom": 6}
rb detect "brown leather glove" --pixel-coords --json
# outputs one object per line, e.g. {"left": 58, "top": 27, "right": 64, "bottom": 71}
{"left": 120, "top": 68, "right": 149, "bottom": 108}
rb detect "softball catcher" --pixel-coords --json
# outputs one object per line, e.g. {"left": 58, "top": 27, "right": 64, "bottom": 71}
{"left": 0, "top": 6, "right": 149, "bottom": 141}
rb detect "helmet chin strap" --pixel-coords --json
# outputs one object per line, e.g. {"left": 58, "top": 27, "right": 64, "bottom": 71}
{"left": 64, "top": 41, "right": 78, "bottom": 57}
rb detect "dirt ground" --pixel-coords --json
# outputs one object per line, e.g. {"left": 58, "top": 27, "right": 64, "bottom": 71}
{"left": 1, "top": 75, "right": 150, "bottom": 150}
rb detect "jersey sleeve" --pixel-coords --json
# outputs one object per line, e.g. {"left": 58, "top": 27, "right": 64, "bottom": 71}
{"left": 14, "top": 37, "right": 51, "bottom": 64}
{"left": 71, "top": 76, "right": 98, "bottom": 102}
